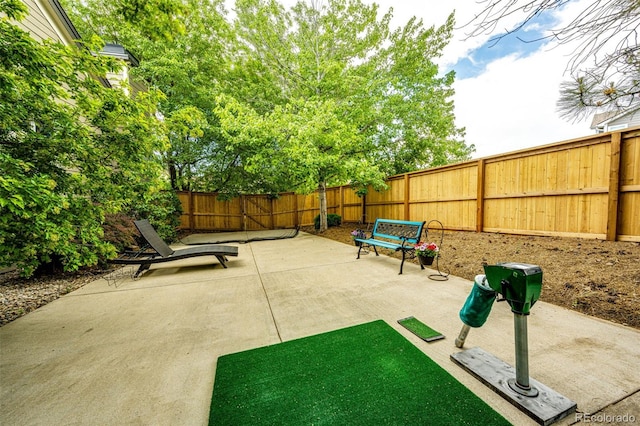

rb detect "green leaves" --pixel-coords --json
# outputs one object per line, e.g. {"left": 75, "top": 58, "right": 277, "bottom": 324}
{"left": 0, "top": 6, "right": 171, "bottom": 276}
{"left": 231, "top": 0, "right": 470, "bottom": 185}
{"left": 56, "top": 0, "right": 473, "bottom": 233}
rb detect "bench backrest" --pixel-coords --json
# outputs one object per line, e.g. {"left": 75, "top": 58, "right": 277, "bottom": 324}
{"left": 372, "top": 219, "right": 425, "bottom": 244}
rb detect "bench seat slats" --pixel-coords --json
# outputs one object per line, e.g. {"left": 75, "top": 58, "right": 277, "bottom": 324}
{"left": 354, "top": 238, "right": 405, "bottom": 250}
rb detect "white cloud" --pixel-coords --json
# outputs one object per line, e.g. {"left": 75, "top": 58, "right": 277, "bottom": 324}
{"left": 373, "top": 0, "right": 593, "bottom": 158}
{"left": 453, "top": 44, "right": 590, "bottom": 158}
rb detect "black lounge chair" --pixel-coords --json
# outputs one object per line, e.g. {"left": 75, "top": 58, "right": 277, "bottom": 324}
{"left": 110, "top": 220, "right": 239, "bottom": 278}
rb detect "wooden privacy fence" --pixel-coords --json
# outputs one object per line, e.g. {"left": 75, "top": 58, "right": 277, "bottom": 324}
{"left": 177, "top": 127, "right": 640, "bottom": 242}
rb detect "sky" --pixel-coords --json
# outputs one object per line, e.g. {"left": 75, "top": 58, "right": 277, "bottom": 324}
{"left": 365, "top": 0, "right": 595, "bottom": 159}
{"left": 229, "top": 0, "right": 597, "bottom": 159}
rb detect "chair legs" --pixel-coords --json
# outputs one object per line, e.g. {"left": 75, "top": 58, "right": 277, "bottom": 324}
{"left": 134, "top": 264, "right": 151, "bottom": 278}
{"left": 215, "top": 255, "right": 228, "bottom": 268}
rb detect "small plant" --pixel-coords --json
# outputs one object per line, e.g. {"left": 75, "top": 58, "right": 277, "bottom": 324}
{"left": 350, "top": 229, "right": 365, "bottom": 239}
{"left": 350, "top": 229, "right": 366, "bottom": 246}
{"left": 414, "top": 241, "right": 439, "bottom": 257}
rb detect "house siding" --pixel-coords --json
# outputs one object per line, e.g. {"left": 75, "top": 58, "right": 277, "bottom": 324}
{"left": 12, "top": 0, "right": 83, "bottom": 107}
{"left": 609, "top": 108, "right": 640, "bottom": 129}
{"left": 14, "top": 0, "right": 143, "bottom": 94}
{"left": 16, "top": 0, "right": 72, "bottom": 44}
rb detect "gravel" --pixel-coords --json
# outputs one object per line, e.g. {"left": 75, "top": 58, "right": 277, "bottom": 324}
{"left": 0, "top": 268, "right": 112, "bottom": 326}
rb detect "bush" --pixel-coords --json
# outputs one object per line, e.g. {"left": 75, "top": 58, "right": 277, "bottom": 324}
{"left": 130, "top": 190, "right": 183, "bottom": 243}
{"left": 0, "top": 11, "right": 168, "bottom": 277}
{"left": 0, "top": 155, "right": 115, "bottom": 277}
{"left": 102, "top": 213, "right": 139, "bottom": 252}
{"left": 102, "top": 190, "right": 183, "bottom": 255}
{"left": 314, "top": 213, "right": 342, "bottom": 230}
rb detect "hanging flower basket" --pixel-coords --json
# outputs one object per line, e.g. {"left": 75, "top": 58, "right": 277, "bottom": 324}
{"left": 418, "top": 254, "right": 435, "bottom": 266}
{"left": 351, "top": 229, "right": 366, "bottom": 246}
{"left": 414, "top": 241, "right": 439, "bottom": 267}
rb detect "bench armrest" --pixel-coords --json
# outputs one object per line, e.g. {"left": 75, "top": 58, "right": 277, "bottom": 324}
{"left": 399, "top": 237, "right": 413, "bottom": 249}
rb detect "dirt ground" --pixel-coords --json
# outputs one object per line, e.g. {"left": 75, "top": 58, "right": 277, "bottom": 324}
{"left": 302, "top": 225, "right": 640, "bottom": 329}
{"left": 2, "top": 226, "right": 639, "bottom": 329}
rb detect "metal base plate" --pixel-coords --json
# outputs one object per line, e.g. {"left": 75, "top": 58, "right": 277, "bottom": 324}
{"left": 450, "top": 347, "right": 576, "bottom": 425}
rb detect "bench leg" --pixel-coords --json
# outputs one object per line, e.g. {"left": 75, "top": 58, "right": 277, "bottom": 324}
{"left": 399, "top": 251, "right": 406, "bottom": 274}
{"left": 357, "top": 244, "right": 378, "bottom": 259}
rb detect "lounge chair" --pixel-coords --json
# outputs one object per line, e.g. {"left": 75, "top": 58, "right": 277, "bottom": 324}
{"left": 109, "top": 220, "right": 239, "bottom": 278}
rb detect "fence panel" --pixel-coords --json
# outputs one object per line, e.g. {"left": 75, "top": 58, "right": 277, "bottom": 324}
{"left": 363, "top": 177, "right": 405, "bottom": 224}
{"left": 272, "top": 193, "right": 299, "bottom": 229}
{"left": 482, "top": 136, "right": 611, "bottom": 238}
{"left": 409, "top": 164, "right": 478, "bottom": 231}
{"left": 177, "top": 192, "right": 190, "bottom": 229}
{"left": 341, "top": 187, "right": 363, "bottom": 223}
{"left": 619, "top": 129, "right": 640, "bottom": 241}
{"left": 176, "top": 128, "right": 639, "bottom": 241}
{"left": 193, "top": 193, "right": 242, "bottom": 230}
{"left": 244, "top": 195, "right": 273, "bottom": 230}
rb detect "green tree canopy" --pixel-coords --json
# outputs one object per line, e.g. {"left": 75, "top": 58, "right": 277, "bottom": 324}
{"left": 64, "top": 0, "right": 472, "bottom": 231}
{"left": 224, "top": 0, "right": 469, "bottom": 229}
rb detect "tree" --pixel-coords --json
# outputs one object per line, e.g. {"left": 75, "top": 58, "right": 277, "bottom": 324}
{"left": 61, "top": 0, "right": 187, "bottom": 42}
{"left": 64, "top": 0, "right": 471, "bottom": 232}
{"left": 0, "top": 0, "right": 169, "bottom": 276}
{"left": 63, "top": 0, "right": 252, "bottom": 194}
{"left": 462, "top": 0, "right": 640, "bottom": 121}
{"left": 227, "top": 0, "right": 469, "bottom": 230}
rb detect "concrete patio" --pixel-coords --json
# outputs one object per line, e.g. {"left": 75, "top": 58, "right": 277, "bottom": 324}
{"left": 1, "top": 232, "right": 638, "bottom": 425}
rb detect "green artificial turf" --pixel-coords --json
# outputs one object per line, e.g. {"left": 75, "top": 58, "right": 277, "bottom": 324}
{"left": 209, "top": 320, "right": 511, "bottom": 425}
{"left": 398, "top": 316, "right": 445, "bottom": 342}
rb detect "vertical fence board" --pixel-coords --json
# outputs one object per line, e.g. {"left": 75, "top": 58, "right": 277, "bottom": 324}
{"left": 607, "top": 133, "right": 622, "bottom": 240}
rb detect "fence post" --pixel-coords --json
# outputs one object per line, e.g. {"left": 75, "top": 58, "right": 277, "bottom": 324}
{"left": 241, "top": 195, "right": 246, "bottom": 232}
{"left": 270, "top": 197, "right": 275, "bottom": 229}
{"left": 476, "top": 159, "right": 485, "bottom": 233}
{"left": 361, "top": 193, "right": 367, "bottom": 224}
{"left": 606, "top": 132, "right": 622, "bottom": 241}
{"left": 189, "top": 190, "right": 194, "bottom": 232}
{"left": 294, "top": 193, "right": 299, "bottom": 227}
{"left": 404, "top": 173, "right": 410, "bottom": 220}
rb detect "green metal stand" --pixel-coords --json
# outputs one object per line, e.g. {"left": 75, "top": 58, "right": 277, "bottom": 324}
{"left": 424, "top": 220, "right": 449, "bottom": 281}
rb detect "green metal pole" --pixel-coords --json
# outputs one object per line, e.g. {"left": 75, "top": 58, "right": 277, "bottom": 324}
{"left": 509, "top": 313, "right": 538, "bottom": 397}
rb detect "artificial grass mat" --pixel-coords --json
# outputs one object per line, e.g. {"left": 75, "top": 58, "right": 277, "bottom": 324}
{"left": 398, "top": 316, "right": 445, "bottom": 342}
{"left": 209, "top": 320, "right": 511, "bottom": 425}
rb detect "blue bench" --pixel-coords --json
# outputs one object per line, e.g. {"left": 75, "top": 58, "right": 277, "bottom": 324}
{"left": 355, "top": 219, "right": 426, "bottom": 274}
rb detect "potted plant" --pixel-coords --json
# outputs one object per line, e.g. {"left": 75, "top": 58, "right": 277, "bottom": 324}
{"left": 414, "top": 241, "right": 439, "bottom": 265}
{"left": 351, "top": 229, "right": 366, "bottom": 246}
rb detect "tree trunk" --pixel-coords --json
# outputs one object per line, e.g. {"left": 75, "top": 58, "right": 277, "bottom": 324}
{"left": 318, "top": 181, "right": 328, "bottom": 232}
{"left": 168, "top": 159, "right": 178, "bottom": 190}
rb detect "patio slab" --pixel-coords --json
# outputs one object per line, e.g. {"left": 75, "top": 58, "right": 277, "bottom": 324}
{"left": 1, "top": 232, "right": 638, "bottom": 425}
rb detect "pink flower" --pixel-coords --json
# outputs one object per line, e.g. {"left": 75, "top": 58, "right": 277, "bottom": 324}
{"left": 414, "top": 241, "right": 439, "bottom": 256}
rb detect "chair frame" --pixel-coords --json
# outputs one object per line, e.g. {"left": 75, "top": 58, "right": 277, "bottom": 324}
{"left": 109, "top": 220, "right": 238, "bottom": 278}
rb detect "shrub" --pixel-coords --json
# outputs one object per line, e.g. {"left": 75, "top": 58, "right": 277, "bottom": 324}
{"left": 0, "top": 9, "right": 168, "bottom": 277}
{"left": 314, "top": 213, "right": 342, "bottom": 230}
{"left": 102, "top": 213, "right": 139, "bottom": 252}
{"left": 130, "top": 190, "right": 183, "bottom": 243}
